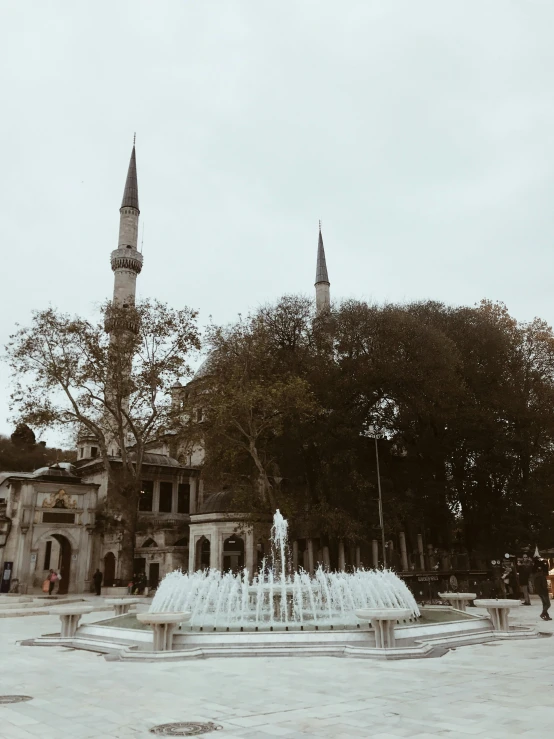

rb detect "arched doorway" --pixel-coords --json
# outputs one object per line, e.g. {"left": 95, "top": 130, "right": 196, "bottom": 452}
{"left": 195, "top": 536, "right": 211, "bottom": 570}
{"left": 104, "top": 552, "right": 116, "bottom": 587}
{"left": 52, "top": 534, "right": 71, "bottom": 595}
{"left": 223, "top": 535, "right": 244, "bottom": 573}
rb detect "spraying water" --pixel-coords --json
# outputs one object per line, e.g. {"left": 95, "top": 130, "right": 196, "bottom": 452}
{"left": 150, "top": 510, "right": 420, "bottom": 626}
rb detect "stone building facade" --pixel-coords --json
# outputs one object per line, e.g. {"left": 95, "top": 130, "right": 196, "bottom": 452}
{"left": 76, "top": 445, "right": 200, "bottom": 590}
{"left": 0, "top": 465, "right": 98, "bottom": 594}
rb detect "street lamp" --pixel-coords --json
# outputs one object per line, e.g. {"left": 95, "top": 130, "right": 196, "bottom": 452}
{"left": 362, "top": 425, "right": 387, "bottom": 569}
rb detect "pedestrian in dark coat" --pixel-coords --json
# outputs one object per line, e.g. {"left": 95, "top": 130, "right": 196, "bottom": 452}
{"left": 93, "top": 569, "right": 103, "bottom": 596}
{"left": 533, "top": 558, "right": 551, "bottom": 621}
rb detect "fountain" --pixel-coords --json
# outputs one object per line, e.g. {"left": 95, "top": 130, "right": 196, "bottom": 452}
{"left": 22, "top": 510, "right": 541, "bottom": 660}
{"left": 150, "top": 509, "right": 420, "bottom": 627}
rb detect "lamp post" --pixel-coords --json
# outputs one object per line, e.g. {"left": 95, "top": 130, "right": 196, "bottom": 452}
{"left": 362, "top": 426, "right": 387, "bottom": 569}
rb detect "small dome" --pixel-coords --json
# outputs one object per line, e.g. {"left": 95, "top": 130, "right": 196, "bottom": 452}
{"left": 193, "top": 355, "right": 213, "bottom": 380}
{"left": 199, "top": 490, "right": 246, "bottom": 514}
{"left": 32, "top": 464, "right": 80, "bottom": 481}
{"left": 141, "top": 453, "right": 182, "bottom": 468}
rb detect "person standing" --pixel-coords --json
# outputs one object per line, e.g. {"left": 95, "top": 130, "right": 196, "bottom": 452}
{"left": 502, "top": 562, "right": 518, "bottom": 598}
{"left": 139, "top": 572, "right": 147, "bottom": 595}
{"left": 47, "top": 569, "right": 58, "bottom": 595}
{"left": 533, "top": 557, "right": 551, "bottom": 621}
{"left": 518, "top": 553, "right": 533, "bottom": 605}
{"left": 92, "top": 569, "right": 103, "bottom": 596}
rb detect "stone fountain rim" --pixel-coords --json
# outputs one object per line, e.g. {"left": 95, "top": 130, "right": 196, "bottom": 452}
{"left": 137, "top": 612, "right": 192, "bottom": 625}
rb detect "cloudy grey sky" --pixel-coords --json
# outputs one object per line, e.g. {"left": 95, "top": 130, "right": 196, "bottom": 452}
{"left": 1, "top": 1, "right": 554, "bottom": 445}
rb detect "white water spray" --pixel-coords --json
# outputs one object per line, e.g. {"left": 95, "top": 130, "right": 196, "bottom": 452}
{"left": 150, "top": 510, "right": 420, "bottom": 626}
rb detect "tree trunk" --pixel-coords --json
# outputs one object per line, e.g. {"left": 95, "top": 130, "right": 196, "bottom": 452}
{"left": 249, "top": 442, "right": 277, "bottom": 510}
{"left": 114, "top": 482, "right": 139, "bottom": 584}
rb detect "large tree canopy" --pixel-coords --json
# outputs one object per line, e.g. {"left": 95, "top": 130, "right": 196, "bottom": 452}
{"left": 181, "top": 296, "right": 554, "bottom": 562}
{"left": 6, "top": 299, "right": 200, "bottom": 579}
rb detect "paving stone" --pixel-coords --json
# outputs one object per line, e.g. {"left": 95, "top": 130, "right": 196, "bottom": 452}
{"left": 0, "top": 601, "right": 553, "bottom": 738}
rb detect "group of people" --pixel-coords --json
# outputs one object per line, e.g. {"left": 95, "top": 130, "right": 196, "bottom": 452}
{"left": 502, "top": 553, "right": 552, "bottom": 621}
{"left": 128, "top": 572, "right": 148, "bottom": 595}
{"left": 91, "top": 569, "right": 149, "bottom": 596}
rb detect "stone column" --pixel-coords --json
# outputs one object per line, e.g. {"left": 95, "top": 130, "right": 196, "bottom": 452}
{"left": 71, "top": 548, "right": 82, "bottom": 594}
{"left": 399, "top": 532, "right": 408, "bottom": 571}
{"left": 211, "top": 532, "right": 221, "bottom": 571}
{"left": 307, "top": 539, "right": 315, "bottom": 575}
{"left": 372, "top": 540, "right": 379, "bottom": 568}
{"left": 322, "top": 546, "right": 331, "bottom": 570}
{"left": 189, "top": 478, "right": 198, "bottom": 514}
{"left": 245, "top": 530, "right": 254, "bottom": 579}
{"left": 417, "top": 534, "right": 425, "bottom": 570}
{"left": 292, "top": 541, "right": 299, "bottom": 572}
{"left": 171, "top": 483, "right": 177, "bottom": 514}
{"left": 29, "top": 549, "right": 38, "bottom": 591}
{"left": 338, "top": 540, "right": 346, "bottom": 571}
{"left": 188, "top": 537, "right": 196, "bottom": 573}
{"left": 15, "top": 526, "right": 32, "bottom": 594}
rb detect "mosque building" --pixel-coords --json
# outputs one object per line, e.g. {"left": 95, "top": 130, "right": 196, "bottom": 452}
{"left": 0, "top": 142, "right": 334, "bottom": 595}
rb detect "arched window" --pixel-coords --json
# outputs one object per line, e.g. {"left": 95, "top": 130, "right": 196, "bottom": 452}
{"left": 195, "top": 536, "right": 210, "bottom": 569}
{"left": 141, "top": 538, "right": 158, "bottom": 548}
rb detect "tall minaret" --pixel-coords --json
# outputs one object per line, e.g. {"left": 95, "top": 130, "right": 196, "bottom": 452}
{"left": 110, "top": 138, "right": 143, "bottom": 306}
{"left": 315, "top": 222, "right": 330, "bottom": 314}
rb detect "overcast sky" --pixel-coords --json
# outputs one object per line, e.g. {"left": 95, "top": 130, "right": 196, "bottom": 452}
{"left": 1, "top": 1, "right": 554, "bottom": 446}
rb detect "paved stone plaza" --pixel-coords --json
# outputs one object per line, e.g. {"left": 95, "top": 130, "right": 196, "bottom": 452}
{"left": 0, "top": 598, "right": 553, "bottom": 738}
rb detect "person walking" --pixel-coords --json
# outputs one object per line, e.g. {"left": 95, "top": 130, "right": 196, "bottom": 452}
{"left": 92, "top": 569, "right": 103, "bottom": 596}
{"left": 533, "top": 557, "right": 551, "bottom": 621}
{"left": 518, "top": 553, "right": 533, "bottom": 605}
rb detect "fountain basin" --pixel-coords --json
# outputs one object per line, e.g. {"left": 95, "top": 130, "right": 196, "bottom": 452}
{"left": 44, "top": 605, "right": 533, "bottom": 661}
{"left": 355, "top": 608, "right": 412, "bottom": 621}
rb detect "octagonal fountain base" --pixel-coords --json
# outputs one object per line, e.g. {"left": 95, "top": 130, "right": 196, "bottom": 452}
{"left": 20, "top": 605, "right": 539, "bottom": 662}
{"left": 17, "top": 512, "right": 541, "bottom": 662}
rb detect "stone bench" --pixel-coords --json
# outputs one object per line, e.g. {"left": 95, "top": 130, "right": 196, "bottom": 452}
{"left": 355, "top": 608, "right": 413, "bottom": 649}
{"left": 438, "top": 592, "right": 477, "bottom": 612}
{"left": 473, "top": 599, "right": 521, "bottom": 631}
{"left": 136, "top": 612, "right": 191, "bottom": 651}
{"left": 49, "top": 605, "right": 94, "bottom": 638}
{"left": 105, "top": 598, "right": 141, "bottom": 616}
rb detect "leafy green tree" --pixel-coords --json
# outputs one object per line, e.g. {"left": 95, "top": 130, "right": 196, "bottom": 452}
{"left": 6, "top": 300, "right": 200, "bottom": 580}
{"left": 180, "top": 300, "right": 321, "bottom": 515}
{"left": 0, "top": 430, "right": 75, "bottom": 473}
{"left": 10, "top": 423, "right": 36, "bottom": 448}
{"left": 188, "top": 295, "right": 554, "bottom": 564}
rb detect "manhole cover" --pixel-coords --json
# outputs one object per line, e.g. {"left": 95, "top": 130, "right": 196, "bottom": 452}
{"left": 0, "top": 696, "right": 33, "bottom": 705}
{"left": 150, "top": 722, "right": 222, "bottom": 736}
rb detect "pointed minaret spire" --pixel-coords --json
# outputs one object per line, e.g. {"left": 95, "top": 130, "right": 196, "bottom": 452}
{"left": 120, "top": 139, "right": 139, "bottom": 212}
{"left": 111, "top": 139, "right": 143, "bottom": 307}
{"left": 315, "top": 221, "right": 330, "bottom": 314}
